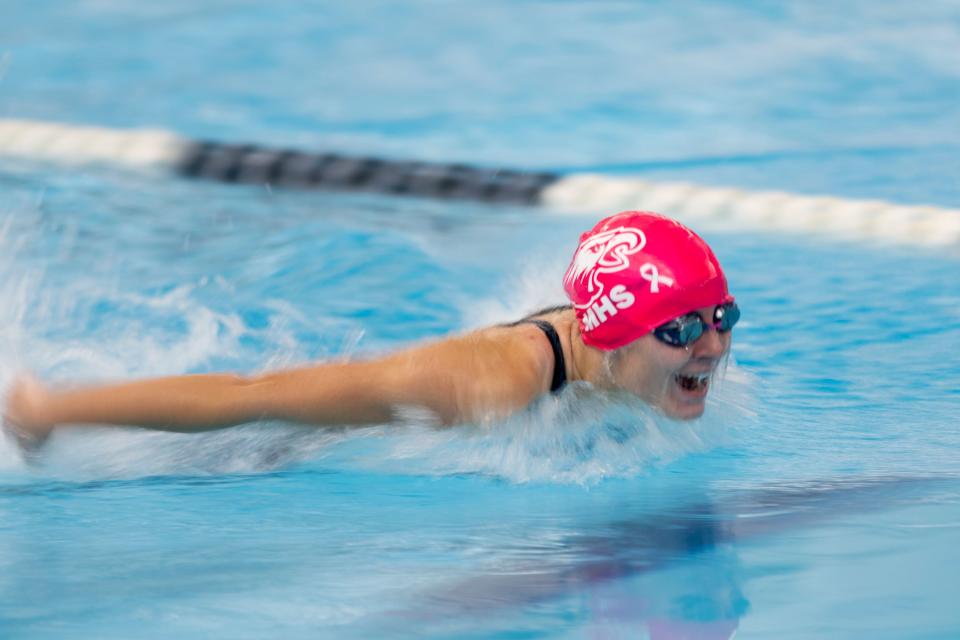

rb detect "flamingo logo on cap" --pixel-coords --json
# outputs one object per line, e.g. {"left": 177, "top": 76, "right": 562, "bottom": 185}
{"left": 563, "top": 227, "right": 645, "bottom": 310}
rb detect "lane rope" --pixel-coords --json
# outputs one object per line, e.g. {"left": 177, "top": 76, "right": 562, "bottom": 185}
{"left": 1, "top": 118, "right": 957, "bottom": 250}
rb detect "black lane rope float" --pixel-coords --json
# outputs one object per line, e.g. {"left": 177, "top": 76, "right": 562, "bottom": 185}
{"left": 178, "top": 140, "right": 559, "bottom": 205}
{"left": 0, "top": 118, "right": 958, "bottom": 250}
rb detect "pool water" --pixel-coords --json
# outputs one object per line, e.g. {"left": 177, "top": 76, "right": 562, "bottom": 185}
{"left": 1, "top": 2, "right": 959, "bottom": 638}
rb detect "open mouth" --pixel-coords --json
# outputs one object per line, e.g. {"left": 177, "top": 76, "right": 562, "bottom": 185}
{"left": 674, "top": 372, "right": 710, "bottom": 393}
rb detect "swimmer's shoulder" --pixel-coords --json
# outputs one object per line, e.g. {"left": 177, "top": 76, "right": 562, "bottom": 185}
{"left": 382, "top": 305, "right": 573, "bottom": 371}
{"left": 419, "top": 305, "right": 572, "bottom": 382}
{"left": 376, "top": 306, "right": 574, "bottom": 423}
{"left": 476, "top": 304, "right": 572, "bottom": 345}
{"left": 473, "top": 304, "right": 574, "bottom": 386}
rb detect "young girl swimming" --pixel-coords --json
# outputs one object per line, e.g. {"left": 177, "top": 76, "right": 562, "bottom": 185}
{"left": 3, "top": 211, "right": 739, "bottom": 448}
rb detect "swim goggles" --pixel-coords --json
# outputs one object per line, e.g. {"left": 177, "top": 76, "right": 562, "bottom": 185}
{"left": 652, "top": 302, "right": 740, "bottom": 348}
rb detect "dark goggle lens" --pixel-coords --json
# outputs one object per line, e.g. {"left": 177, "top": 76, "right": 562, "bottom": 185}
{"left": 714, "top": 302, "right": 740, "bottom": 332}
{"left": 653, "top": 315, "right": 702, "bottom": 346}
{"left": 653, "top": 302, "right": 740, "bottom": 347}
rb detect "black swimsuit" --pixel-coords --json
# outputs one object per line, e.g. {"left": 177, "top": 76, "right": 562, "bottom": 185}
{"left": 516, "top": 319, "right": 567, "bottom": 393}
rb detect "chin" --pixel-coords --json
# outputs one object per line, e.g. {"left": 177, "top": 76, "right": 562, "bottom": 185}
{"left": 663, "top": 402, "right": 706, "bottom": 420}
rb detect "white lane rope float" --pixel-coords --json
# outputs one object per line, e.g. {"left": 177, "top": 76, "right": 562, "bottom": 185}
{"left": 1, "top": 118, "right": 958, "bottom": 251}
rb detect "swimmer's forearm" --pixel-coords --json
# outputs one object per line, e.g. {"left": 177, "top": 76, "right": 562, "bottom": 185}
{"left": 37, "top": 375, "right": 238, "bottom": 431}
{"left": 41, "top": 364, "right": 395, "bottom": 432}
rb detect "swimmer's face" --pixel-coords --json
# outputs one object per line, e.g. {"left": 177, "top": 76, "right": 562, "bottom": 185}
{"left": 608, "top": 306, "right": 731, "bottom": 420}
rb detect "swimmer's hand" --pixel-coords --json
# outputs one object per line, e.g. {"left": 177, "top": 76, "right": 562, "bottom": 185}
{"left": 3, "top": 375, "right": 55, "bottom": 452}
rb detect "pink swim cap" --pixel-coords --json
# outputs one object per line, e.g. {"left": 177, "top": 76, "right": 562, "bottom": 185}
{"left": 563, "top": 211, "right": 734, "bottom": 350}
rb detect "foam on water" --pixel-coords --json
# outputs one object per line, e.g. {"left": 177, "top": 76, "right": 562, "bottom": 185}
{"left": 373, "top": 370, "right": 754, "bottom": 484}
{"left": 0, "top": 200, "right": 325, "bottom": 477}
{"left": 2, "top": 369, "right": 755, "bottom": 484}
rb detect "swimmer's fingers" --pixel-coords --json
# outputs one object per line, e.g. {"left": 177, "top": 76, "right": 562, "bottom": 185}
{"left": 3, "top": 375, "right": 54, "bottom": 453}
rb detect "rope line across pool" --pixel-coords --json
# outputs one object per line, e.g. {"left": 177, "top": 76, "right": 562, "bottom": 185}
{"left": 1, "top": 118, "right": 958, "bottom": 250}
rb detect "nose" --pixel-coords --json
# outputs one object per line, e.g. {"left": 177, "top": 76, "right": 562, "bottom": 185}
{"left": 691, "top": 324, "right": 726, "bottom": 358}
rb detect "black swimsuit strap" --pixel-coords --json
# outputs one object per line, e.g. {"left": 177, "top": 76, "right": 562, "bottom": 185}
{"left": 520, "top": 319, "right": 567, "bottom": 393}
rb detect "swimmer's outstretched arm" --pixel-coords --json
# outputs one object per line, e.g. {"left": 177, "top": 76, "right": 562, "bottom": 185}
{"left": 3, "top": 327, "right": 551, "bottom": 445}
{"left": 6, "top": 364, "right": 397, "bottom": 435}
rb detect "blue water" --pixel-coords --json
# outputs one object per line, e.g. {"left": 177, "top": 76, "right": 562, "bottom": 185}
{"left": 1, "top": 2, "right": 959, "bottom": 638}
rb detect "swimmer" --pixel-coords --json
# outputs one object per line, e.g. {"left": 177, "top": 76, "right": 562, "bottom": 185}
{"left": 3, "top": 211, "right": 739, "bottom": 450}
